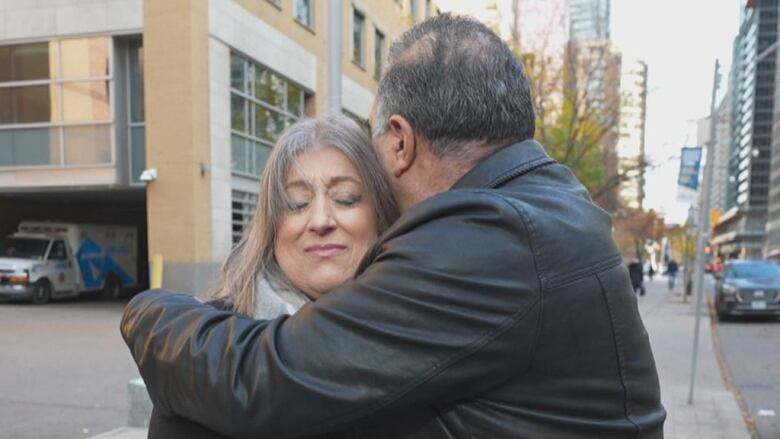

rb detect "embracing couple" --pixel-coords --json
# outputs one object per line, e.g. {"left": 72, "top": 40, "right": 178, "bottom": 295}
{"left": 121, "top": 14, "right": 666, "bottom": 439}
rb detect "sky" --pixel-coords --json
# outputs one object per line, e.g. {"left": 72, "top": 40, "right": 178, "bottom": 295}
{"left": 611, "top": 0, "right": 741, "bottom": 224}
{"left": 438, "top": 0, "right": 743, "bottom": 225}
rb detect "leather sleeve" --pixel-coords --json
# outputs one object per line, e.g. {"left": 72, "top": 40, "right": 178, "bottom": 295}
{"left": 121, "top": 191, "right": 542, "bottom": 438}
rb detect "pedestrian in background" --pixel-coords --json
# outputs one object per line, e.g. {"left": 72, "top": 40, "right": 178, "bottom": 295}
{"left": 666, "top": 259, "right": 679, "bottom": 291}
{"left": 628, "top": 260, "right": 646, "bottom": 296}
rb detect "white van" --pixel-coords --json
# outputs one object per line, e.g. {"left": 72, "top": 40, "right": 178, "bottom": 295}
{"left": 0, "top": 222, "right": 139, "bottom": 303}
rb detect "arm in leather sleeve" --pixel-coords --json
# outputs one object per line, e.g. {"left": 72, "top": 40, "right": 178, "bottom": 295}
{"left": 121, "top": 191, "right": 542, "bottom": 438}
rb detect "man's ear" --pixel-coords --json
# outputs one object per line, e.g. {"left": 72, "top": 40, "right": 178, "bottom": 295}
{"left": 387, "top": 114, "right": 417, "bottom": 178}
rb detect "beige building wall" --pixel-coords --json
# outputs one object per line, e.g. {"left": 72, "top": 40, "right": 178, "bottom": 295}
{"left": 143, "top": 0, "right": 216, "bottom": 293}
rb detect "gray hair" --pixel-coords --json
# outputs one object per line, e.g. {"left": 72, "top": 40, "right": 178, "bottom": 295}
{"left": 374, "top": 14, "right": 535, "bottom": 158}
{"left": 214, "top": 114, "right": 399, "bottom": 315}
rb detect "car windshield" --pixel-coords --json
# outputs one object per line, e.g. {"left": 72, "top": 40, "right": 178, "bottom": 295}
{"left": 0, "top": 237, "right": 50, "bottom": 260}
{"left": 728, "top": 262, "right": 780, "bottom": 279}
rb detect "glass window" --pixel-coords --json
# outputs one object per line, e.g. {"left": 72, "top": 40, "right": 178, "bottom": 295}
{"left": 129, "top": 41, "right": 145, "bottom": 123}
{"left": 62, "top": 81, "right": 111, "bottom": 122}
{"left": 0, "top": 42, "right": 58, "bottom": 83}
{"left": 63, "top": 124, "right": 111, "bottom": 164}
{"left": 254, "top": 142, "right": 272, "bottom": 177}
{"left": 230, "top": 56, "right": 245, "bottom": 92}
{"left": 295, "top": 0, "right": 313, "bottom": 28}
{"left": 230, "top": 53, "right": 304, "bottom": 177}
{"left": 0, "top": 127, "right": 61, "bottom": 167}
{"left": 231, "top": 94, "right": 247, "bottom": 133}
{"left": 410, "top": 0, "right": 418, "bottom": 21}
{"left": 0, "top": 237, "right": 50, "bottom": 259}
{"left": 254, "top": 69, "right": 285, "bottom": 109}
{"left": 231, "top": 134, "right": 249, "bottom": 174}
{"left": 374, "top": 30, "right": 385, "bottom": 80}
{"left": 287, "top": 83, "right": 302, "bottom": 116}
{"left": 61, "top": 38, "right": 110, "bottom": 78}
{"left": 353, "top": 10, "right": 365, "bottom": 65}
{"left": 48, "top": 240, "right": 67, "bottom": 260}
{"left": 0, "top": 85, "right": 60, "bottom": 124}
{"left": 130, "top": 126, "right": 145, "bottom": 182}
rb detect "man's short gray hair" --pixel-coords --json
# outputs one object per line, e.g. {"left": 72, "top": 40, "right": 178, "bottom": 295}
{"left": 374, "top": 14, "right": 535, "bottom": 158}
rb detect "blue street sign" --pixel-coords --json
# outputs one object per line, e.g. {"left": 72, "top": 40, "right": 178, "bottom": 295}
{"left": 678, "top": 146, "right": 703, "bottom": 191}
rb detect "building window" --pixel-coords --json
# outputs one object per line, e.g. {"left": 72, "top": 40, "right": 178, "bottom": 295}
{"left": 353, "top": 9, "right": 365, "bottom": 66}
{"left": 267, "top": 0, "right": 281, "bottom": 7}
{"left": 229, "top": 53, "right": 304, "bottom": 178}
{"left": 232, "top": 190, "right": 258, "bottom": 244}
{"left": 410, "top": 0, "right": 418, "bottom": 21}
{"left": 295, "top": 0, "right": 313, "bottom": 29}
{"left": 0, "top": 37, "right": 112, "bottom": 168}
{"left": 128, "top": 40, "right": 145, "bottom": 183}
{"left": 426, "top": 0, "right": 432, "bottom": 19}
{"left": 374, "top": 30, "right": 385, "bottom": 80}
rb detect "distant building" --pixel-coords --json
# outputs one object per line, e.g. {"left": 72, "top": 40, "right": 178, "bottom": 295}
{"left": 714, "top": 0, "right": 778, "bottom": 259}
{"left": 617, "top": 57, "right": 648, "bottom": 210}
{"left": 568, "top": 0, "right": 610, "bottom": 43}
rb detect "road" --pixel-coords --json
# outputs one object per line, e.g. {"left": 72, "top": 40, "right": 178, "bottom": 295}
{"left": 0, "top": 297, "right": 138, "bottom": 439}
{"left": 713, "top": 293, "right": 780, "bottom": 439}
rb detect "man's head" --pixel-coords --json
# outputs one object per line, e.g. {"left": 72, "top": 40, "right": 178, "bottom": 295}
{"left": 369, "top": 14, "right": 535, "bottom": 211}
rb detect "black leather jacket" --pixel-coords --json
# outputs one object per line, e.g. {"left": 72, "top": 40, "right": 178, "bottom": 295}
{"left": 122, "top": 140, "right": 666, "bottom": 438}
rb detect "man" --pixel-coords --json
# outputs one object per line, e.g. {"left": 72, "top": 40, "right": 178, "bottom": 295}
{"left": 667, "top": 259, "right": 680, "bottom": 291}
{"left": 122, "top": 15, "right": 665, "bottom": 438}
{"left": 628, "top": 259, "right": 645, "bottom": 296}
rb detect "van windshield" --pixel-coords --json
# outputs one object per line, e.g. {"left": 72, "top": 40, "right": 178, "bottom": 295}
{"left": 0, "top": 237, "right": 50, "bottom": 260}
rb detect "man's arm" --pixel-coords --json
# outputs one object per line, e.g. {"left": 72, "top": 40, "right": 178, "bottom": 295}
{"left": 121, "top": 191, "right": 542, "bottom": 438}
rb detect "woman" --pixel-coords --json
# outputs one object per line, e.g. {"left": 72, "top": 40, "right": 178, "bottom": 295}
{"left": 148, "top": 114, "right": 399, "bottom": 438}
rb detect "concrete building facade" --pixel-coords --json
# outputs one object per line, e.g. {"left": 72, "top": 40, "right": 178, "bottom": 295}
{"left": 0, "top": 0, "right": 430, "bottom": 296}
{"left": 616, "top": 57, "right": 647, "bottom": 210}
{"left": 714, "top": 0, "right": 778, "bottom": 259}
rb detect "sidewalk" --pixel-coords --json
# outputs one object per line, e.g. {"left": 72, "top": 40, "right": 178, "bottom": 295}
{"left": 639, "top": 277, "right": 751, "bottom": 439}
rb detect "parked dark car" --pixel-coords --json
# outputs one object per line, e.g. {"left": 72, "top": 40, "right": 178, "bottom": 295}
{"left": 714, "top": 260, "right": 780, "bottom": 320}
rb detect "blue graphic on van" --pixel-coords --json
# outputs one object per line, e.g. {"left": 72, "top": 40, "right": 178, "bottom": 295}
{"left": 75, "top": 238, "right": 135, "bottom": 289}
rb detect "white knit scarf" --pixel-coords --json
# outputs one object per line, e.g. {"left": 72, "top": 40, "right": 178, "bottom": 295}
{"left": 253, "top": 275, "right": 311, "bottom": 319}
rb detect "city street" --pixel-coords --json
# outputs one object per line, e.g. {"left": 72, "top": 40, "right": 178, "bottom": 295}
{"left": 715, "top": 304, "right": 780, "bottom": 438}
{"left": 0, "top": 297, "right": 138, "bottom": 439}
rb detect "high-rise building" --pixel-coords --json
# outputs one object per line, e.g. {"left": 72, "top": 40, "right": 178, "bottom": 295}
{"left": 0, "top": 0, "right": 431, "bottom": 295}
{"left": 714, "top": 0, "right": 778, "bottom": 259}
{"left": 712, "top": 86, "right": 733, "bottom": 214}
{"left": 569, "top": 0, "right": 610, "bottom": 43}
{"left": 766, "top": 6, "right": 780, "bottom": 259}
{"left": 616, "top": 57, "right": 648, "bottom": 210}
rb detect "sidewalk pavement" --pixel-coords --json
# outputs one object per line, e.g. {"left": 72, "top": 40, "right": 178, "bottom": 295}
{"left": 93, "top": 277, "right": 751, "bottom": 439}
{"left": 639, "top": 277, "right": 751, "bottom": 439}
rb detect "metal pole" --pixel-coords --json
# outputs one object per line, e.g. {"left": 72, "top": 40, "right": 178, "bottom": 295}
{"left": 688, "top": 59, "right": 720, "bottom": 405}
{"left": 328, "top": 0, "right": 343, "bottom": 113}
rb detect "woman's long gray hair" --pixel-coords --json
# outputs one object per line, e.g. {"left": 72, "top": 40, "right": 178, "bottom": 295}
{"left": 214, "top": 114, "right": 400, "bottom": 315}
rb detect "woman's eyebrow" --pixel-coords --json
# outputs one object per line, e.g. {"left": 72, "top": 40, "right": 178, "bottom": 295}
{"left": 327, "top": 176, "right": 362, "bottom": 188}
{"left": 284, "top": 180, "right": 311, "bottom": 190}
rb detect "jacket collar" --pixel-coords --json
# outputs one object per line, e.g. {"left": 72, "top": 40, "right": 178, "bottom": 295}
{"left": 452, "top": 139, "right": 556, "bottom": 190}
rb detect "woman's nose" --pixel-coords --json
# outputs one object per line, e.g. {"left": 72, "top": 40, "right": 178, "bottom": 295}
{"left": 307, "top": 199, "right": 337, "bottom": 235}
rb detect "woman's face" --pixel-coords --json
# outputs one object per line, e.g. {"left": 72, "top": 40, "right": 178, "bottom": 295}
{"left": 275, "top": 146, "right": 379, "bottom": 300}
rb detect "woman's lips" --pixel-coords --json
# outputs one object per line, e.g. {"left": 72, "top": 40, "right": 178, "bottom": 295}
{"left": 305, "top": 243, "right": 347, "bottom": 258}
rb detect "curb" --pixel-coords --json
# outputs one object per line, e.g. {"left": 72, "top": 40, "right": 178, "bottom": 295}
{"left": 707, "top": 298, "right": 760, "bottom": 439}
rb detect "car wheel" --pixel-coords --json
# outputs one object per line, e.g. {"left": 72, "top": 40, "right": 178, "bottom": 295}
{"left": 31, "top": 280, "right": 52, "bottom": 304}
{"left": 102, "top": 275, "right": 122, "bottom": 301}
{"left": 715, "top": 297, "right": 729, "bottom": 322}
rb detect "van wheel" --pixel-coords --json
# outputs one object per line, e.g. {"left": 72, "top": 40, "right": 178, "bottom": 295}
{"left": 102, "top": 276, "right": 122, "bottom": 301}
{"left": 31, "top": 280, "right": 52, "bottom": 304}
